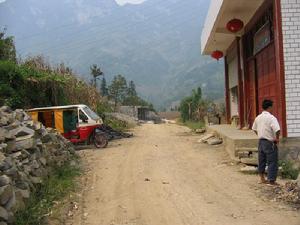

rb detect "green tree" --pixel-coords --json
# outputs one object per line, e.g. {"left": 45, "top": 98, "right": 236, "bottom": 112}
{"left": 108, "top": 74, "right": 128, "bottom": 107}
{"left": 90, "top": 64, "right": 103, "bottom": 88}
{"left": 127, "top": 80, "right": 137, "bottom": 97}
{"left": 100, "top": 77, "right": 108, "bottom": 96}
{"left": 123, "top": 80, "right": 140, "bottom": 106}
{"left": 179, "top": 87, "right": 204, "bottom": 122}
{"left": 179, "top": 96, "right": 194, "bottom": 122}
{"left": 0, "top": 29, "right": 16, "bottom": 62}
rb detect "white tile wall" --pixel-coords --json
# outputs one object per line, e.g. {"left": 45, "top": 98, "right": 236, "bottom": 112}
{"left": 281, "top": 0, "right": 300, "bottom": 137}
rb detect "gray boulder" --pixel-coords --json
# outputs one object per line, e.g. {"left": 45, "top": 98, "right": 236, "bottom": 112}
{"left": 15, "top": 136, "right": 35, "bottom": 151}
{"left": 0, "top": 206, "right": 8, "bottom": 221}
{"left": 5, "top": 141, "right": 16, "bottom": 153}
{"left": 0, "top": 185, "right": 13, "bottom": 205}
{"left": 0, "top": 176, "right": 11, "bottom": 187}
{"left": 0, "top": 117, "right": 9, "bottom": 127}
{"left": 207, "top": 138, "right": 223, "bottom": 145}
{"left": 0, "top": 158, "right": 13, "bottom": 171}
{"left": 4, "top": 191, "right": 16, "bottom": 211}
{"left": 10, "top": 126, "right": 34, "bottom": 138}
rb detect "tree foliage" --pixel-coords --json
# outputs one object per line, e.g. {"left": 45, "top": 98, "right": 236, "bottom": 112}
{"left": 0, "top": 29, "right": 16, "bottom": 62}
{"left": 108, "top": 76, "right": 153, "bottom": 109}
{"left": 90, "top": 64, "right": 103, "bottom": 88}
{"left": 100, "top": 77, "right": 108, "bottom": 96}
{"left": 123, "top": 80, "right": 140, "bottom": 106}
{"left": 179, "top": 87, "right": 209, "bottom": 122}
{"left": 108, "top": 74, "right": 128, "bottom": 107}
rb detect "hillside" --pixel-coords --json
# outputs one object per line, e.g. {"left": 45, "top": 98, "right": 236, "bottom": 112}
{"left": 0, "top": 0, "right": 224, "bottom": 109}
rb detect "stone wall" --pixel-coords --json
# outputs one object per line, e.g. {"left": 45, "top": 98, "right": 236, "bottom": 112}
{"left": 279, "top": 138, "right": 300, "bottom": 169}
{"left": 281, "top": 0, "right": 300, "bottom": 137}
{"left": 0, "top": 106, "right": 75, "bottom": 224}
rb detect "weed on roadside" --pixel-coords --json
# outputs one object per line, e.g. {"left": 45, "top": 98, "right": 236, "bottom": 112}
{"left": 279, "top": 160, "right": 300, "bottom": 180}
{"left": 14, "top": 159, "right": 81, "bottom": 225}
{"left": 177, "top": 119, "right": 205, "bottom": 130}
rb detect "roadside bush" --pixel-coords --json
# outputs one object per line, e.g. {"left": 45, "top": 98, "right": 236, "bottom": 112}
{"left": 0, "top": 60, "right": 69, "bottom": 108}
{"left": 104, "top": 115, "right": 132, "bottom": 132}
{"left": 0, "top": 57, "right": 108, "bottom": 110}
{"left": 279, "top": 160, "right": 300, "bottom": 180}
{"left": 96, "top": 100, "right": 113, "bottom": 119}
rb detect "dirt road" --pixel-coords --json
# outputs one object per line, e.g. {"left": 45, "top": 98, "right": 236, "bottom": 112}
{"left": 71, "top": 124, "right": 300, "bottom": 225}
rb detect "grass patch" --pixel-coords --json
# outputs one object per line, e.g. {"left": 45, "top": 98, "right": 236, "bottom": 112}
{"left": 279, "top": 160, "right": 300, "bottom": 180}
{"left": 14, "top": 159, "right": 81, "bottom": 225}
{"left": 177, "top": 119, "right": 205, "bottom": 130}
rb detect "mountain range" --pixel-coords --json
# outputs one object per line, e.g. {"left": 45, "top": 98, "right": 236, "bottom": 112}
{"left": 0, "top": 0, "right": 224, "bottom": 109}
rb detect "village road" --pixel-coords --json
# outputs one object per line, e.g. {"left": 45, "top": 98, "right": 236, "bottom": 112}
{"left": 71, "top": 124, "right": 300, "bottom": 225}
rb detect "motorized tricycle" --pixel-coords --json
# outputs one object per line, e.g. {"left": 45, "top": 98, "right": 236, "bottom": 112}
{"left": 27, "top": 104, "right": 108, "bottom": 148}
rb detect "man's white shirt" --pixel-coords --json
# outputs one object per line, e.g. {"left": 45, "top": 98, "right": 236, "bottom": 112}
{"left": 252, "top": 111, "right": 280, "bottom": 141}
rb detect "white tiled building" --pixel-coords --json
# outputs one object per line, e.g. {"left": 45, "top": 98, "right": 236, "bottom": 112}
{"left": 281, "top": 0, "right": 300, "bottom": 137}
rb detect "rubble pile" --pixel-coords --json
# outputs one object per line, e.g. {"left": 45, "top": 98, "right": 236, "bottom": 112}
{"left": 99, "top": 124, "right": 133, "bottom": 141}
{"left": 0, "top": 106, "right": 75, "bottom": 224}
{"left": 272, "top": 181, "right": 300, "bottom": 207}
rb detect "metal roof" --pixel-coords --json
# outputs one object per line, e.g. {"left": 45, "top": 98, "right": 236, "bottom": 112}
{"left": 27, "top": 104, "right": 87, "bottom": 112}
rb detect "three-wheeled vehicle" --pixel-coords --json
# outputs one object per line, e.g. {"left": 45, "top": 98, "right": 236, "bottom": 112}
{"left": 27, "top": 105, "right": 108, "bottom": 148}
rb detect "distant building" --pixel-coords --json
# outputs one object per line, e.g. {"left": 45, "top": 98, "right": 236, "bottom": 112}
{"left": 201, "top": 0, "right": 300, "bottom": 138}
{"left": 119, "top": 106, "right": 161, "bottom": 122}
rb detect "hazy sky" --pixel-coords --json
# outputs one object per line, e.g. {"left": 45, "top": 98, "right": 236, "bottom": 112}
{"left": 115, "top": 0, "right": 146, "bottom": 6}
{"left": 0, "top": 0, "right": 146, "bottom": 5}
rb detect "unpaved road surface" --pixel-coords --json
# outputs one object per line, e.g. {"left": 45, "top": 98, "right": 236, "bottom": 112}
{"left": 71, "top": 124, "right": 300, "bottom": 225}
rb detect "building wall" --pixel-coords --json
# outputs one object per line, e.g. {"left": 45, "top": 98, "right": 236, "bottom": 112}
{"left": 228, "top": 54, "right": 238, "bottom": 89}
{"left": 281, "top": 0, "right": 300, "bottom": 137}
{"left": 228, "top": 54, "right": 239, "bottom": 117}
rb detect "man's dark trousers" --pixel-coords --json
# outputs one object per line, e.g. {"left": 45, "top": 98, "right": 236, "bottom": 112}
{"left": 258, "top": 139, "right": 278, "bottom": 182}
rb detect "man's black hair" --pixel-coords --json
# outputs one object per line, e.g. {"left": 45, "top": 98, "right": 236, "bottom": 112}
{"left": 262, "top": 99, "right": 273, "bottom": 110}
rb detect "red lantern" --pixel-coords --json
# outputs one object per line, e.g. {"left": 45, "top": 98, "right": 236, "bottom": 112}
{"left": 211, "top": 50, "right": 224, "bottom": 60}
{"left": 226, "top": 19, "right": 244, "bottom": 33}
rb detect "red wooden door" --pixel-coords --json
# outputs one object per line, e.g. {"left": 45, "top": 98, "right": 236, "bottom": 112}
{"left": 245, "top": 59, "right": 257, "bottom": 127}
{"left": 256, "top": 43, "right": 279, "bottom": 118}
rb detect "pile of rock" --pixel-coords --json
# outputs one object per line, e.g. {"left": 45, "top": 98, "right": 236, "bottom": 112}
{"left": 105, "top": 113, "right": 139, "bottom": 127}
{"left": 271, "top": 180, "right": 300, "bottom": 207}
{"left": 197, "top": 133, "right": 223, "bottom": 145}
{"left": 0, "top": 106, "right": 75, "bottom": 224}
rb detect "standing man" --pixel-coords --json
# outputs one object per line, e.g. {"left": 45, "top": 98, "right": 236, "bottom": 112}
{"left": 252, "top": 99, "right": 280, "bottom": 185}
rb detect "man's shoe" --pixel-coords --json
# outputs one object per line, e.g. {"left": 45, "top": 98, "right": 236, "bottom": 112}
{"left": 267, "top": 181, "right": 279, "bottom": 186}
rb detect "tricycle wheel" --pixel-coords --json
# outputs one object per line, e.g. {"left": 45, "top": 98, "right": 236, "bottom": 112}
{"left": 94, "top": 133, "right": 108, "bottom": 148}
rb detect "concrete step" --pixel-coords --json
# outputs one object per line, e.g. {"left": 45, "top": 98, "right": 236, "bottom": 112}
{"left": 236, "top": 147, "right": 258, "bottom": 152}
{"left": 240, "top": 157, "right": 258, "bottom": 166}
